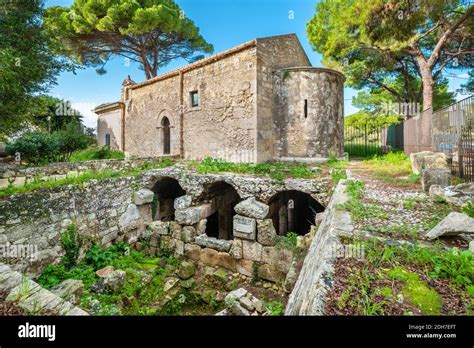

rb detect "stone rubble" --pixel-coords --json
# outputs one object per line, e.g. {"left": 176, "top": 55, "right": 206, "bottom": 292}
{"left": 426, "top": 212, "right": 474, "bottom": 240}
{"left": 0, "top": 263, "right": 88, "bottom": 315}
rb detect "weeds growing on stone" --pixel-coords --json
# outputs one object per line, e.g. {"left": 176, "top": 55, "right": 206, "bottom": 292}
{"left": 266, "top": 300, "right": 284, "bottom": 316}
{"left": 0, "top": 159, "right": 174, "bottom": 198}
{"left": 195, "top": 157, "right": 318, "bottom": 180}
{"left": 69, "top": 146, "right": 125, "bottom": 162}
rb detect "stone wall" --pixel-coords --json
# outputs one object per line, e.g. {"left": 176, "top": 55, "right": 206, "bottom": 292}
{"left": 106, "top": 33, "right": 343, "bottom": 163}
{"left": 0, "top": 166, "right": 332, "bottom": 284}
{"left": 125, "top": 75, "right": 182, "bottom": 158}
{"left": 124, "top": 44, "right": 258, "bottom": 162}
{"left": 285, "top": 179, "right": 353, "bottom": 315}
{"left": 182, "top": 48, "right": 257, "bottom": 162}
{"left": 0, "top": 156, "right": 177, "bottom": 190}
{"left": 0, "top": 263, "right": 88, "bottom": 315}
{"left": 0, "top": 176, "right": 138, "bottom": 276}
{"left": 273, "top": 67, "right": 345, "bottom": 159}
{"left": 97, "top": 108, "right": 122, "bottom": 150}
{"left": 255, "top": 34, "right": 312, "bottom": 162}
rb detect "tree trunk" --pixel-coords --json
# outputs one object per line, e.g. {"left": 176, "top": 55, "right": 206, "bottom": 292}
{"left": 415, "top": 56, "right": 434, "bottom": 113}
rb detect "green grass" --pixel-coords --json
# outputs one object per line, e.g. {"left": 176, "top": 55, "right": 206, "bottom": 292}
{"left": 362, "top": 152, "right": 419, "bottom": 186}
{"left": 0, "top": 158, "right": 174, "bottom": 198}
{"left": 387, "top": 267, "right": 442, "bottom": 315}
{"left": 364, "top": 239, "right": 474, "bottom": 289}
{"left": 327, "top": 157, "right": 348, "bottom": 184}
{"left": 344, "top": 143, "right": 384, "bottom": 158}
{"left": 69, "top": 146, "right": 125, "bottom": 162}
{"left": 194, "top": 157, "right": 318, "bottom": 180}
{"left": 37, "top": 241, "right": 216, "bottom": 316}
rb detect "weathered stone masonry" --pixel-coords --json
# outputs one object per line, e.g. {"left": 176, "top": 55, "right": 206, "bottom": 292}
{"left": 96, "top": 33, "right": 345, "bottom": 163}
{"left": 0, "top": 167, "right": 332, "bottom": 289}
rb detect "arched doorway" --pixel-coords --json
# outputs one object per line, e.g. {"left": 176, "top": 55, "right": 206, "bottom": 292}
{"left": 201, "top": 181, "right": 241, "bottom": 240}
{"left": 151, "top": 177, "right": 185, "bottom": 221}
{"left": 268, "top": 190, "right": 324, "bottom": 236}
{"left": 161, "top": 117, "right": 170, "bottom": 155}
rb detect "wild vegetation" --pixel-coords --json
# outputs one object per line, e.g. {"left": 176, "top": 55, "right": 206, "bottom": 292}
{"left": 0, "top": 158, "right": 174, "bottom": 198}
{"left": 69, "top": 146, "right": 125, "bottom": 162}
{"left": 326, "top": 154, "right": 473, "bottom": 316}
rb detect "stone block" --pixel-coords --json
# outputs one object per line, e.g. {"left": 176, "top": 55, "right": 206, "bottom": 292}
{"left": 149, "top": 220, "right": 169, "bottom": 235}
{"left": 118, "top": 204, "right": 141, "bottom": 233}
{"left": 13, "top": 176, "right": 26, "bottom": 187}
{"left": 410, "top": 151, "right": 448, "bottom": 174}
{"left": 194, "top": 234, "right": 232, "bottom": 252}
{"left": 256, "top": 219, "right": 277, "bottom": 246}
{"left": 421, "top": 168, "right": 451, "bottom": 192}
{"left": 0, "top": 179, "right": 9, "bottom": 189}
{"left": 137, "top": 204, "right": 152, "bottom": 224}
{"left": 242, "top": 240, "right": 263, "bottom": 262}
{"left": 200, "top": 248, "right": 236, "bottom": 270}
{"left": 233, "top": 215, "right": 256, "bottom": 240}
{"left": 234, "top": 197, "right": 269, "bottom": 219}
{"left": 229, "top": 239, "right": 243, "bottom": 259}
{"left": 174, "top": 195, "right": 192, "bottom": 209}
{"left": 195, "top": 219, "right": 207, "bottom": 235}
{"left": 181, "top": 226, "right": 196, "bottom": 243}
{"left": 257, "top": 263, "right": 286, "bottom": 283}
{"left": 184, "top": 243, "right": 201, "bottom": 262}
{"left": 175, "top": 207, "right": 200, "bottom": 225}
{"left": 426, "top": 212, "right": 474, "bottom": 239}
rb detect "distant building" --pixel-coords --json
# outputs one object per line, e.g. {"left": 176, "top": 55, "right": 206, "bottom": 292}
{"left": 95, "top": 33, "right": 344, "bottom": 162}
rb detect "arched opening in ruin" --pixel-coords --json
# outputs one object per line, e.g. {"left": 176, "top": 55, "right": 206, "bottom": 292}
{"left": 268, "top": 190, "right": 324, "bottom": 236}
{"left": 161, "top": 116, "right": 171, "bottom": 155}
{"left": 201, "top": 181, "right": 241, "bottom": 240}
{"left": 151, "top": 177, "right": 185, "bottom": 221}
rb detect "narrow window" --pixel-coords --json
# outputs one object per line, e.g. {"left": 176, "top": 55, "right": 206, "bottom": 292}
{"left": 105, "top": 133, "right": 111, "bottom": 147}
{"left": 190, "top": 91, "right": 199, "bottom": 107}
{"left": 304, "top": 99, "right": 308, "bottom": 118}
{"left": 161, "top": 117, "right": 170, "bottom": 155}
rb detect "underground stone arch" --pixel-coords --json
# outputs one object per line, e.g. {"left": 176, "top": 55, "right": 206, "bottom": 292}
{"left": 151, "top": 176, "right": 186, "bottom": 221}
{"left": 267, "top": 190, "right": 324, "bottom": 236}
{"left": 200, "top": 181, "right": 241, "bottom": 240}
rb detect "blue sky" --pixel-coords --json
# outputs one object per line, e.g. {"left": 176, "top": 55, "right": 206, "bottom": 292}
{"left": 45, "top": 0, "right": 469, "bottom": 128}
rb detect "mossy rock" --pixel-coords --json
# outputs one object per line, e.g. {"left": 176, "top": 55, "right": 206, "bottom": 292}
{"left": 225, "top": 277, "right": 240, "bottom": 291}
{"left": 176, "top": 261, "right": 196, "bottom": 280}
{"left": 201, "top": 288, "right": 217, "bottom": 304}
{"left": 387, "top": 267, "right": 442, "bottom": 315}
{"left": 180, "top": 277, "right": 196, "bottom": 289}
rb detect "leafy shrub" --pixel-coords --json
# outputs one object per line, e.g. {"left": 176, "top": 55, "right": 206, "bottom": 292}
{"left": 69, "top": 146, "right": 125, "bottom": 162}
{"left": 346, "top": 180, "right": 365, "bottom": 199}
{"left": 266, "top": 301, "right": 284, "bottom": 316}
{"left": 6, "top": 132, "right": 56, "bottom": 165}
{"left": 84, "top": 242, "right": 130, "bottom": 270}
{"left": 51, "top": 124, "right": 91, "bottom": 161}
{"left": 462, "top": 201, "right": 474, "bottom": 218}
{"left": 280, "top": 232, "right": 298, "bottom": 249}
{"left": 61, "top": 224, "right": 83, "bottom": 269}
{"left": 37, "top": 263, "right": 96, "bottom": 289}
{"left": 6, "top": 125, "right": 91, "bottom": 165}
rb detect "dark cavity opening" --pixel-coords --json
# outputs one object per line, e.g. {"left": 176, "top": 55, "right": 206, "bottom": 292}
{"left": 268, "top": 190, "right": 324, "bottom": 236}
{"left": 151, "top": 177, "right": 185, "bottom": 221}
{"left": 161, "top": 116, "right": 171, "bottom": 155}
{"left": 201, "top": 181, "right": 241, "bottom": 240}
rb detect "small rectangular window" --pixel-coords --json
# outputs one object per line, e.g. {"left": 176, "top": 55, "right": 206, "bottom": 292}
{"left": 190, "top": 91, "right": 199, "bottom": 107}
{"left": 304, "top": 99, "right": 308, "bottom": 118}
{"left": 105, "top": 133, "right": 111, "bottom": 147}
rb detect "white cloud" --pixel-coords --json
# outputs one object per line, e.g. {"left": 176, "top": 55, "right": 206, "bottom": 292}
{"left": 70, "top": 102, "right": 99, "bottom": 129}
